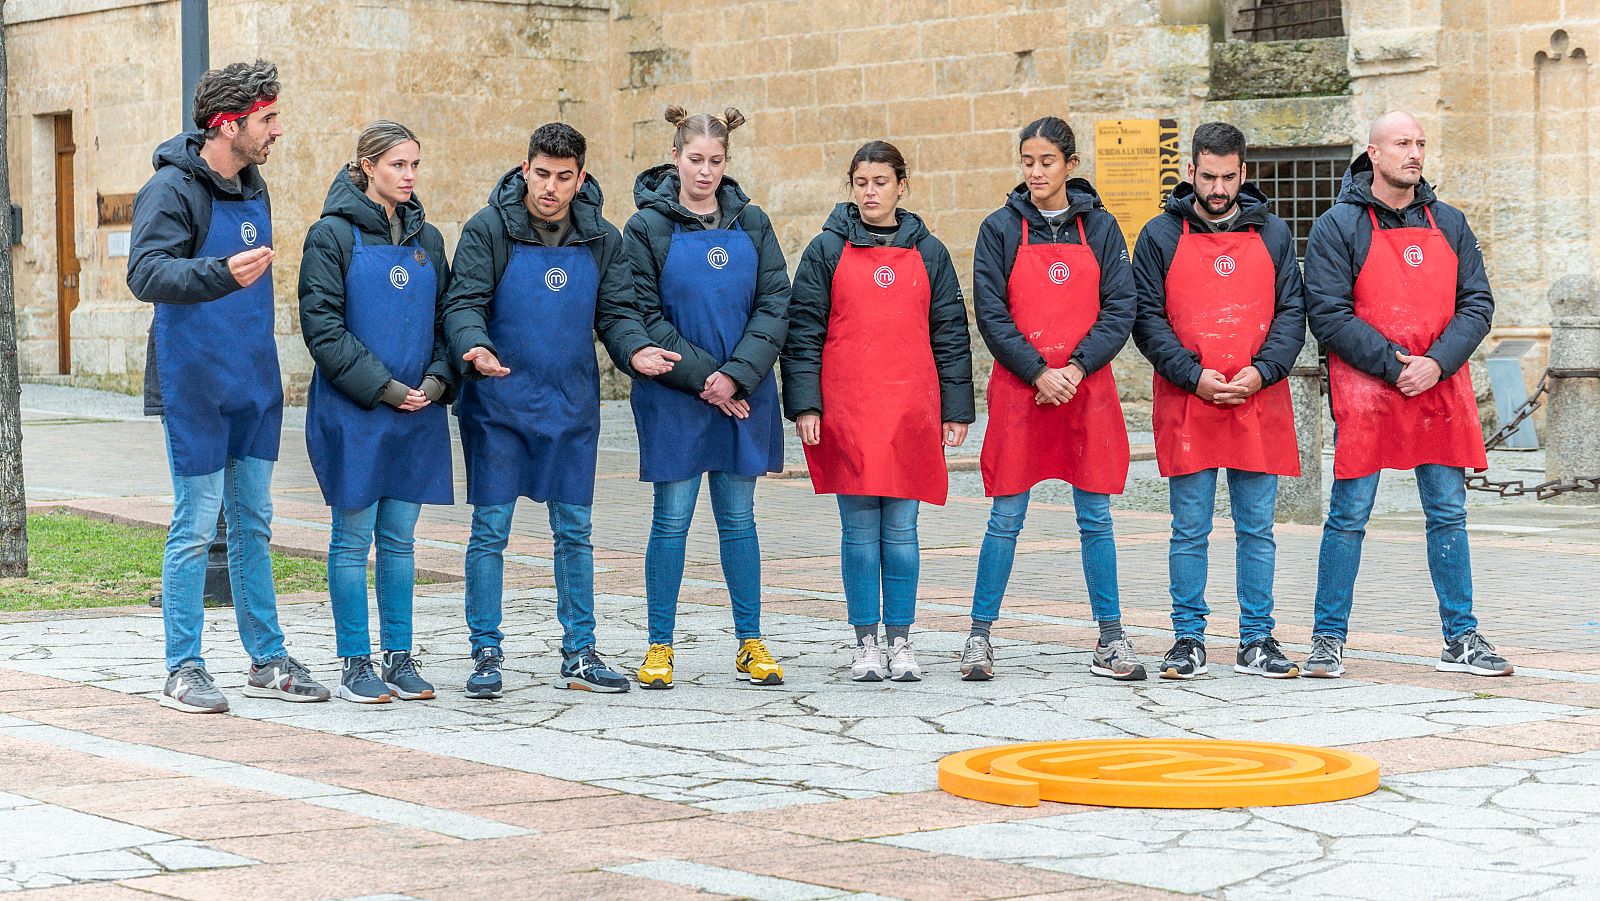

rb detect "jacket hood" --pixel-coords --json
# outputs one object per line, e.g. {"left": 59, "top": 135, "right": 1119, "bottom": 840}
{"left": 319, "top": 168, "right": 426, "bottom": 242}
{"left": 633, "top": 163, "right": 752, "bottom": 223}
{"left": 821, "top": 201, "right": 929, "bottom": 248}
{"left": 1336, "top": 151, "right": 1438, "bottom": 209}
{"left": 1004, "top": 177, "right": 1103, "bottom": 229}
{"left": 152, "top": 131, "right": 266, "bottom": 199}
{"left": 489, "top": 165, "right": 609, "bottom": 243}
{"left": 1163, "top": 181, "right": 1272, "bottom": 229}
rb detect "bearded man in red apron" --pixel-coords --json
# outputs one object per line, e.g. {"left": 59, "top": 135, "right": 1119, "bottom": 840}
{"left": 1133, "top": 123, "right": 1306, "bottom": 682}
{"left": 1303, "top": 111, "right": 1510, "bottom": 679}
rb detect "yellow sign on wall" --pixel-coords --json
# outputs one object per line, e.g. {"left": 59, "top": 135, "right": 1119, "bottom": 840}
{"left": 1095, "top": 119, "right": 1182, "bottom": 252}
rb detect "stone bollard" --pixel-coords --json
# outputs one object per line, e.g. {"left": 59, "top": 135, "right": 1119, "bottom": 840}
{"left": 1545, "top": 274, "right": 1600, "bottom": 505}
{"left": 1278, "top": 328, "right": 1324, "bottom": 524}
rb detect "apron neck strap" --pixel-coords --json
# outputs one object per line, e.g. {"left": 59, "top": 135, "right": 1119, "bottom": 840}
{"left": 350, "top": 223, "right": 364, "bottom": 247}
{"left": 1020, "top": 215, "right": 1030, "bottom": 244}
{"left": 1075, "top": 216, "right": 1087, "bottom": 245}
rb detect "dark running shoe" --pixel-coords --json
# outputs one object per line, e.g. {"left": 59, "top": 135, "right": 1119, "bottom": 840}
{"left": 1303, "top": 635, "right": 1346, "bottom": 678}
{"left": 465, "top": 646, "right": 505, "bottom": 699}
{"left": 243, "top": 655, "right": 330, "bottom": 702}
{"left": 1160, "top": 637, "right": 1208, "bottom": 680}
{"left": 1234, "top": 636, "right": 1300, "bottom": 679}
{"left": 560, "top": 647, "right": 630, "bottom": 693}
{"left": 1438, "top": 631, "right": 1514, "bottom": 677}
{"left": 382, "top": 651, "right": 436, "bottom": 700}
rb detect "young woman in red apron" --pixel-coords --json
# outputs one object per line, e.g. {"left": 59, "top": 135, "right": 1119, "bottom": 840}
{"left": 963, "top": 117, "right": 1142, "bottom": 683}
{"left": 782, "top": 142, "right": 975, "bottom": 683}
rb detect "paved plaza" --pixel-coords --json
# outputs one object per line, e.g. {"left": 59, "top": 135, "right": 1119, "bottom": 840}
{"left": 5, "top": 384, "right": 1600, "bottom": 900}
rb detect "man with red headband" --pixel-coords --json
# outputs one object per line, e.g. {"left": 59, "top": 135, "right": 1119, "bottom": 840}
{"left": 128, "top": 59, "right": 331, "bottom": 713}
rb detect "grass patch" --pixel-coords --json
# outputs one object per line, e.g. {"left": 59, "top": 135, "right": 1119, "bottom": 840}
{"left": 0, "top": 511, "right": 328, "bottom": 613}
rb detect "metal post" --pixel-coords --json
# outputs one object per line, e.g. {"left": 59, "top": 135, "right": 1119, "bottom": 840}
{"left": 180, "top": 0, "right": 209, "bottom": 130}
{"left": 1277, "top": 330, "right": 1324, "bottom": 524}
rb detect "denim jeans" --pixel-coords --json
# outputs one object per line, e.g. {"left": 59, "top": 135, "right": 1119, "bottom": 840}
{"left": 328, "top": 498, "right": 422, "bottom": 658}
{"left": 1168, "top": 468, "right": 1279, "bottom": 645}
{"left": 465, "top": 500, "right": 596, "bottom": 656}
{"left": 970, "top": 488, "right": 1120, "bottom": 622}
{"left": 161, "top": 440, "right": 286, "bottom": 672}
{"left": 1313, "top": 464, "right": 1477, "bottom": 641}
{"left": 837, "top": 495, "right": 921, "bottom": 628}
{"left": 646, "top": 472, "right": 761, "bottom": 644}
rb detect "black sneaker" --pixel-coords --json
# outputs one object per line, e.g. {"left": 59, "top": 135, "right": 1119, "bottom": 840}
{"left": 1438, "top": 631, "right": 1514, "bottom": 677}
{"left": 382, "top": 650, "right": 436, "bottom": 700}
{"left": 1160, "top": 637, "right": 1208, "bottom": 680}
{"left": 466, "top": 647, "right": 504, "bottom": 699}
{"left": 1234, "top": 636, "right": 1300, "bottom": 679}
{"left": 559, "top": 647, "right": 630, "bottom": 693}
{"left": 1303, "top": 635, "right": 1345, "bottom": 678}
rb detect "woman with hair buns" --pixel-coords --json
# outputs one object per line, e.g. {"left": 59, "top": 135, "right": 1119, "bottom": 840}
{"left": 961, "top": 116, "right": 1141, "bottom": 684}
{"left": 299, "top": 120, "right": 455, "bottom": 704}
{"left": 782, "top": 140, "right": 974, "bottom": 683}
{"left": 624, "top": 105, "right": 790, "bottom": 690}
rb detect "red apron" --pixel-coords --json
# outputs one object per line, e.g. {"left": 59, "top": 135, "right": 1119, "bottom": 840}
{"left": 805, "top": 243, "right": 947, "bottom": 504}
{"left": 1328, "top": 206, "right": 1487, "bottom": 479}
{"left": 1152, "top": 221, "right": 1300, "bottom": 478}
{"left": 980, "top": 216, "right": 1129, "bottom": 497}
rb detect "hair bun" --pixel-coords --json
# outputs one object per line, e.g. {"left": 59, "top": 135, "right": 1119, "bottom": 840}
{"left": 663, "top": 104, "right": 690, "bottom": 127}
{"left": 722, "top": 107, "right": 747, "bottom": 131}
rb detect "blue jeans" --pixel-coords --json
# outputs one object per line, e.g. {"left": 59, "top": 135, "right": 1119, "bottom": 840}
{"left": 837, "top": 495, "right": 920, "bottom": 627}
{"left": 1168, "top": 469, "right": 1279, "bottom": 645}
{"left": 465, "top": 500, "right": 596, "bottom": 656}
{"left": 646, "top": 472, "right": 761, "bottom": 644}
{"left": 161, "top": 443, "right": 286, "bottom": 672}
{"left": 328, "top": 499, "right": 421, "bottom": 658}
{"left": 970, "top": 488, "right": 1120, "bottom": 623}
{"left": 1314, "top": 464, "right": 1477, "bottom": 641}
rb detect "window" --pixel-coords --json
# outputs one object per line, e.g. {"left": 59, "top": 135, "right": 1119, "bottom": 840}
{"left": 1233, "top": 0, "right": 1345, "bottom": 42}
{"left": 1248, "top": 146, "right": 1351, "bottom": 257}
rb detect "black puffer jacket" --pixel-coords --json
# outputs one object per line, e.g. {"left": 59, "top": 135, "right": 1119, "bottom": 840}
{"left": 1304, "top": 152, "right": 1493, "bottom": 383}
{"left": 439, "top": 168, "right": 652, "bottom": 377}
{"left": 971, "top": 180, "right": 1136, "bottom": 383}
{"left": 1131, "top": 183, "right": 1306, "bottom": 392}
{"left": 126, "top": 132, "right": 271, "bottom": 415}
{"left": 298, "top": 170, "right": 455, "bottom": 409}
{"left": 623, "top": 165, "right": 790, "bottom": 400}
{"left": 782, "top": 202, "right": 974, "bottom": 423}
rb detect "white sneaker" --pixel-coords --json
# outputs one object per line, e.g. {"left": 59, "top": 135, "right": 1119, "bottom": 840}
{"left": 887, "top": 638, "right": 922, "bottom": 682}
{"left": 851, "top": 635, "right": 887, "bottom": 682}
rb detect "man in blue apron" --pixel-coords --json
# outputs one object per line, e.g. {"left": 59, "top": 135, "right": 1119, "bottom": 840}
{"left": 127, "top": 60, "right": 330, "bottom": 713}
{"left": 442, "top": 123, "right": 678, "bottom": 697}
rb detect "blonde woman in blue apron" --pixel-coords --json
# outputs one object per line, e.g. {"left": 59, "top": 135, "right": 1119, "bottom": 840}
{"left": 624, "top": 106, "right": 790, "bottom": 689}
{"left": 299, "top": 121, "right": 456, "bottom": 704}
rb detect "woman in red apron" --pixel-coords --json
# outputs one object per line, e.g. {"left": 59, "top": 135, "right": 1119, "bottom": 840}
{"left": 782, "top": 142, "right": 975, "bottom": 683}
{"left": 963, "top": 117, "right": 1141, "bottom": 683}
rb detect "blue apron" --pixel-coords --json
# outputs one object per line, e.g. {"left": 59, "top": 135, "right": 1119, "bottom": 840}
{"left": 629, "top": 221, "right": 783, "bottom": 483}
{"left": 154, "top": 197, "right": 283, "bottom": 476}
{"left": 456, "top": 242, "right": 601, "bottom": 507}
{"left": 305, "top": 225, "right": 453, "bottom": 509}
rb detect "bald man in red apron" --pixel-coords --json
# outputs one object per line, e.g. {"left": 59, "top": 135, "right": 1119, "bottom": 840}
{"left": 1302, "top": 112, "right": 1510, "bottom": 679}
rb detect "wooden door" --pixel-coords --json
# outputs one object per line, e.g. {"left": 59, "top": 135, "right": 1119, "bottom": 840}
{"left": 54, "top": 114, "right": 79, "bottom": 375}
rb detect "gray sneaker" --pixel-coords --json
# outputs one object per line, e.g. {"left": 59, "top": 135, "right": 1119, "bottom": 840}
{"left": 337, "top": 656, "right": 393, "bottom": 704}
{"left": 960, "top": 634, "right": 994, "bottom": 681}
{"left": 1439, "top": 631, "right": 1514, "bottom": 677}
{"left": 887, "top": 638, "right": 922, "bottom": 682}
{"left": 242, "top": 655, "right": 331, "bottom": 702}
{"left": 1303, "top": 635, "right": 1346, "bottom": 678}
{"left": 161, "top": 664, "right": 228, "bottom": 714}
{"left": 382, "top": 650, "right": 436, "bottom": 700}
{"left": 1091, "top": 637, "right": 1147, "bottom": 681}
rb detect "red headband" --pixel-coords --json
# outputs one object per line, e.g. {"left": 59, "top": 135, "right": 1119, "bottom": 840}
{"left": 206, "top": 95, "right": 277, "bottom": 129}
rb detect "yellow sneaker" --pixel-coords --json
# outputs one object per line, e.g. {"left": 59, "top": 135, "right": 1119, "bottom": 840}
{"left": 736, "top": 638, "right": 784, "bottom": 685}
{"left": 637, "top": 643, "right": 674, "bottom": 690}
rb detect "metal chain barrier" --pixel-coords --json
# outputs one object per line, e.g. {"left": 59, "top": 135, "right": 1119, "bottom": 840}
{"left": 1465, "top": 367, "right": 1600, "bottom": 499}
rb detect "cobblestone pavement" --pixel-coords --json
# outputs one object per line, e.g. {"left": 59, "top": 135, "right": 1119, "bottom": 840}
{"left": 5, "top": 385, "right": 1600, "bottom": 900}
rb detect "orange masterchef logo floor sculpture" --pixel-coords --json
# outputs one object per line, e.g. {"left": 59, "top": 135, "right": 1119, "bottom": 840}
{"left": 938, "top": 739, "right": 1380, "bottom": 808}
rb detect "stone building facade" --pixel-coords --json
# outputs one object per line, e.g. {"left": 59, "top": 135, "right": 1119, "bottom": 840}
{"left": 4, "top": 0, "right": 1594, "bottom": 410}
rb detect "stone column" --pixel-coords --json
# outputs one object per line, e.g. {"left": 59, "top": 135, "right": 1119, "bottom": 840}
{"left": 1278, "top": 328, "right": 1324, "bottom": 523}
{"left": 1545, "top": 275, "right": 1600, "bottom": 505}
